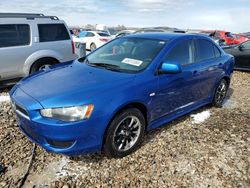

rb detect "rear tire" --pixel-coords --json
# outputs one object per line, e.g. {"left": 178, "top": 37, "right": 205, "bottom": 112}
{"left": 30, "top": 58, "right": 58, "bottom": 74}
{"left": 103, "top": 108, "right": 146, "bottom": 158}
{"left": 212, "top": 79, "right": 229, "bottom": 107}
{"left": 90, "top": 43, "right": 97, "bottom": 51}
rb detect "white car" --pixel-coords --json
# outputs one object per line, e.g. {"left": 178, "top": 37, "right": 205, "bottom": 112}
{"left": 0, "top": 13, "right": 77, "bottom": 87}
{"left": 73, "top": 31, "right": 111, "bottom": 51}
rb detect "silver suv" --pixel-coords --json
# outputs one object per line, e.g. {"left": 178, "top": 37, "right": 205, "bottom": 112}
{"left": 0, "top": 13, "right": 77, "bottom": 86}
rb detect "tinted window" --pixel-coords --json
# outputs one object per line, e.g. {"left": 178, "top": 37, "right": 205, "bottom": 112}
{"left": 38, "top": 24, "right": 70, "bottom": 42}
{"left": 242, "top": 41, "right": 250, "bottom": 49}
{"left": 0, "top": 24, "right": 30, "bottom": 48}
{"left": 98, "top": 32, "right": 110, "bottom": 37}
{"left": 78, "top": 31, "right": 87, "bottom": 38}
{"left": 165, "top": 40, "right": 194, "bottom": 65}
{"left": 225, "top": 32, "right": 233, "bottom": 38}
{"left": 196, "top": 39, "right": 216, "bottom": 61}
{"left": 214, "top": 46, "right": 221, "bottom": 58}
{"left": 86, "top": 32, "right": 95, "bottom": 37}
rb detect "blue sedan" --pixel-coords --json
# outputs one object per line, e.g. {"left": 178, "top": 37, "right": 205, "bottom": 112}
{"left": 10, "top": 33, "right": 234, "bottom": 158}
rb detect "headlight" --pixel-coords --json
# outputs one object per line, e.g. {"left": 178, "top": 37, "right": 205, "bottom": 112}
{"left": 40, "top": 105, "right": 94, "bottom": 122}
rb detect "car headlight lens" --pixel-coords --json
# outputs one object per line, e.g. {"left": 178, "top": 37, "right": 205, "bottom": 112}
{"left": 40, "top": 105, "right": 94, "bottom": 122}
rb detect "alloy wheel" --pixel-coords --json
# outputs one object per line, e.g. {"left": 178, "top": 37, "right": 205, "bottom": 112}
{"left": 38, "top": 64, "right": 51, "bottom": 71}
{"left": 215, "top": 81, "right": 227, "bottom": 104}
{"left": 113, "top": 116, "right": 141, "bottom": 152}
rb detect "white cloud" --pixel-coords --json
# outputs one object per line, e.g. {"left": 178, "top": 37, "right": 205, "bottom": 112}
{"left": 0, "top": 0, "right": 249, "bottom": 32}
{"left": 120, "top": 0, "right": 190, "bottom": 12}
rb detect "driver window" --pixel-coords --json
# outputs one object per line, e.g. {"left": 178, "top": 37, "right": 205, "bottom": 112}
{"left": 164, "top": 40, "right": 194, "bottom": 65}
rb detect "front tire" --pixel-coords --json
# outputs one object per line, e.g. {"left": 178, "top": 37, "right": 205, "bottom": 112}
{"left": 212, "top": 79, "right": 229, "bottom": 107}
{"left": 103, "top": 108, "right": 146, "bottom": 158}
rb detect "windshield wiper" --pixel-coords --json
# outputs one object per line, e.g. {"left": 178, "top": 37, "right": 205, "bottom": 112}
{"left": 92, "top": 63, "right": 120, "bottom": 69}
{"left": 86, "top": 61, "right": 133, "bottom": 73}
{"left": 88, "top": 62, "right": 124, "bottom": 72}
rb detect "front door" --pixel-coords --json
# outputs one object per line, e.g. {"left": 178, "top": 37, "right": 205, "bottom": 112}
{"left": 150, "top": 39, "right": 202, "bottom": 121}
{"left": 236, "top": 41, "right": 250, "bottom": 69}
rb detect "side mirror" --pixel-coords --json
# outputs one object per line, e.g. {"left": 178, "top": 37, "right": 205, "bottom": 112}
{"left": 238, "top": 45, "right": 244, "bottom": 51}
{"left": 159, "top": 62, "right": 182, "bottom": 74}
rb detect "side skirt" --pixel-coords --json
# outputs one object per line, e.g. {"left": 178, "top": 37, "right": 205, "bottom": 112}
{"left": 147, "top": 99, "right": 211, "bottom": 131}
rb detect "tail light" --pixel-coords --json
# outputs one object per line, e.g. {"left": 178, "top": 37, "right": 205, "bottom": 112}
{"left": 71, "top": 40, "right": 75, "bottom": 54}
{"left": 100, "top": 38, "right": 108, "bottom": 42}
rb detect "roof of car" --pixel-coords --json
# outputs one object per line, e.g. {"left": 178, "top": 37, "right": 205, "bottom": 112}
{"left": 125, "top": 32, "right": 208, "bottom": 41}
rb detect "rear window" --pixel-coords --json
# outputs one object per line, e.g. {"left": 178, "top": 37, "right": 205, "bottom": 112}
{"left": 38, "top": 24, "right": 70, "bottom": 42}
{"left": 196, "top": 39, "right": 216, "bottom": 62}
{"left": 98, "top": 32, "right": 110, "bottom": 37}
{"left": 0, "top": 24, "right": 30, "bottom": 48}
{"left": 214, "top": 46, "right": 221, "bottom": 58}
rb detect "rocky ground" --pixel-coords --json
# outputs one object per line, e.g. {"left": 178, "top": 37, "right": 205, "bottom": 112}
{"left": 0, "top": 71, "right": 249, "bottom": 188}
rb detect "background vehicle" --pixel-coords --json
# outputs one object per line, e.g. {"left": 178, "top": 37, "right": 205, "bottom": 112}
{"left": 232, "top": 34, "right": 248, "bottom": 44}
{"left": 242, "top": 32, "right": 250, "bottom": 38}
{"left": 223, "top": 40, "right": 250, "bottom": 71}
{"left": 73, "top": 31, "right": 112, "bottom": 51}
{"left": 201, "top": 30, "right": 248, "bottom": 45}
{"left": 10, "top": 33, "right": 234, "bottom": 158}
{"left": 115, "top": 30, "right": 135, "bottom": 38}
{"left": 134, "top": 28, "right": 165, "bottom": 33}
{"left": 135, "top": 27, "right": 185, "bottom": 34}
{"left": 0, "top": 13, "right": 77, "bottom": 87}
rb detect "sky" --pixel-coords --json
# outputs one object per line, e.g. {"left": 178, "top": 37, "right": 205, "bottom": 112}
{"left": 0, "top": 0, "right": 250, "bottom": 33}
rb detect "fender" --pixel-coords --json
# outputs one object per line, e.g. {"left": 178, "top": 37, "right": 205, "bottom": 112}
{"left": 23, "top": 50, "right": 64, "bottom": 75}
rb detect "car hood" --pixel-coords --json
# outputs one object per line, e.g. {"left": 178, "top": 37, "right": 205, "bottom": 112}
{"left": 19, "top": 62, "right": 136, "bottom": 108}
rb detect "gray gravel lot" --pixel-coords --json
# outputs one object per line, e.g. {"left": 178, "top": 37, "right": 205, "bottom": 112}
{"left": 0, "top": 71, "right": 249, "bottom": 188}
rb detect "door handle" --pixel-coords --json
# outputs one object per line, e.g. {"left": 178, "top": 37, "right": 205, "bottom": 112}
{"left": 219, "top": 63, "right": 223, "bottom": 67}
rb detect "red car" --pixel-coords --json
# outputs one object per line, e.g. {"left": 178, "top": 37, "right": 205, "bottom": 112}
{"left": 201, "top": 30, "right": 248, "bottom": 45}
{"left": 232, "top": 34, "right": 248, "bottom": 44}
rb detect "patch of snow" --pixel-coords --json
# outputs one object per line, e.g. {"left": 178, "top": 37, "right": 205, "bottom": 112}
{"left": 25, "top": 157, "right": 69, "bottom": 187}
{"left": 0, "top": 95, "right": 10, "bottom": 103}
{"left": 191, "top": 110, "right": 211, "bottom": 124}
{"left": 26, "top": 156, "right": 91, "bottom": 187}
{"left": 223, "top": 99, "right": 237, "bottom": 109}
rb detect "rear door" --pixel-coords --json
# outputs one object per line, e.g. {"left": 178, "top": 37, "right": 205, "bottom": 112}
{"left": 37, "top": 23, "right": 75, "bottom": 62}
{"left": 236, "top": 41, "right": 250, "bottom": 69}
{"left": 194, "top": 39, "right": 223, "bottom": 100}
{"left": 0, "top": 24, "right": 31, "bottom": 80}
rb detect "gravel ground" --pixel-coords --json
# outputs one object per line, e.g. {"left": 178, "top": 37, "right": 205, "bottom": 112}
{"left": 0, "top": 71, "right": 249, "bottom": 188}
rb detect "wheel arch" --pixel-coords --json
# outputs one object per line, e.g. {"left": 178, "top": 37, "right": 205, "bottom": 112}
{"left": 29, "top": 57, "right": 60, "bottom": 74}
{"left": 222, "top": 75, "right": 231, "bottom": 85}
{"left": 102, "top": 101, "right": 148, "bottom": 148}
{"left": 23, "top": 50, "right": 63, "bottom": 75}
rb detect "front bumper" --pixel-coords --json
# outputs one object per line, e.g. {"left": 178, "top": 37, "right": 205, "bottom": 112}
{"left": 10, "top": 87, "right": 107, "bottom": 156}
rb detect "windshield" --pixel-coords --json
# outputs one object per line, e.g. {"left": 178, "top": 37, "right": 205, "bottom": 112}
{"left": 83, "top": 37, "right": 167, "bottom": 73}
